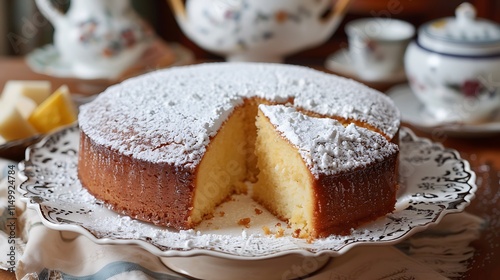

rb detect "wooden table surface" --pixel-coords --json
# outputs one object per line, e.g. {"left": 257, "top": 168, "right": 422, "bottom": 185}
{"left": 0, "top": 57, "right": 498, "bottom": 279}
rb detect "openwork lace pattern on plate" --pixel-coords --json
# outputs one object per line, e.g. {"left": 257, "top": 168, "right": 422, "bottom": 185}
{"left": 19, "top": 125, "right": 476, "bottom": 259}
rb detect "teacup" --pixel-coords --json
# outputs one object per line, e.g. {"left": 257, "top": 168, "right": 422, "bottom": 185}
{"left": 404, "top": 3, "right": 500, "bottom": 124}
{"left": 345, "top": 18, "right": 414, "bottom": 81}
{"left": 168, "top": 0, "right": 352, "bottom": 62}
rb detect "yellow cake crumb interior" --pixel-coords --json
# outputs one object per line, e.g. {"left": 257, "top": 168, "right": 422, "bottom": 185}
{"left": 192, "top": 99, "right": 317, "bottom": 235}
{"left": 192, "top": 104, "right": 248, "bottom": 225}
{"left": 253, "top": 109, "right": 314, "bottom": 233}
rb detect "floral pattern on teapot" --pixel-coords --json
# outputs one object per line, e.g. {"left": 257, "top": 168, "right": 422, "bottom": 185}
{"left": 169, "top": 0, "right": 352, "bottom": 62}
{"left": 197, "top": 0, "right": 320, "bottom": 50}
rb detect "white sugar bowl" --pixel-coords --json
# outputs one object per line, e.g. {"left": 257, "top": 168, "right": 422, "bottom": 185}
{"left": 168, "top": 0, "right": 352, "bottom": 63}
{"left": 404, "top": 3, "right": 500, "bottom": 124}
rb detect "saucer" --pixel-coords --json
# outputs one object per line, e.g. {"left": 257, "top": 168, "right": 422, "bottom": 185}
{"left": 387, "top": 84, "right": 500, "bottom": 137}
{"left": 26, "top": 40, "right": 193, "bottom": 81}
{"left": 325, "top": 48, "right": 407, "bottom": 83}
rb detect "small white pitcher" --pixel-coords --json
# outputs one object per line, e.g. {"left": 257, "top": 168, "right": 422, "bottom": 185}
{"left": 168, "top": 0, "right": 352, "bottom": 62}
{"left": 35, "top": 0, "right": 153, "bottom": 79}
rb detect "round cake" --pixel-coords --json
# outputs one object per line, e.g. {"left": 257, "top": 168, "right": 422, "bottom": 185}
{"left": 78, "top": 63, "right": 400, "bottom": 238}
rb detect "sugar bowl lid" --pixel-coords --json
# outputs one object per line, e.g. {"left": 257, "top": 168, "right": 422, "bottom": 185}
{"left": 418, "top": 2, "right": 500, "bottom": 56}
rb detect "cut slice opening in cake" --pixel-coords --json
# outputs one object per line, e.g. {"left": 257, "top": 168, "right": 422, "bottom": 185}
{"left": 190, "top": 102, "right": 399, "bottom": 238}
{"left": 253, "top": 105, "right": 315, "bottom": 235}
{"left": 192, "top": 103, "right": 248, "bottom": 225}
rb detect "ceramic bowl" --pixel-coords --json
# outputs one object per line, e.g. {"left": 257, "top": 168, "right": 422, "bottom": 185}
{"left": 404, "top": 2, "right": 500, "bottom": 123}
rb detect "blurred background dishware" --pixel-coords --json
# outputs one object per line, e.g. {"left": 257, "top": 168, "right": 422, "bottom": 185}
{"left": 324, "top": 46, "right": 408, "bottom": 85}
{"left": 404, "top": 2, "right": 500, "bottom": 124}
{"left": 34, "top": 0, "right": 154, "bottom": 79}
{"left": 2, "top": 1, "right": 499, "bottom": 65}
{"left": 167, "top": 0, "right": 352, "bottom": 62}
{"left": 345, "top": 18, "right": 414, "bottom": 81}
{"left": 387, "top": 84, "right": 500, "bottom": 137}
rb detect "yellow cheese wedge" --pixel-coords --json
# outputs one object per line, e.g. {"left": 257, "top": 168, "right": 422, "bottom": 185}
{"left": 28, "top": 85, "right": 77, "bottom": 133}
{"left": 0, "top": 101, "right": 38, "bottom": 141}
{"left": 16, "top": 95, "right": 38, "bottom": 119}
{"left": 1, "top": 80, "right": 51, "bottom": 105}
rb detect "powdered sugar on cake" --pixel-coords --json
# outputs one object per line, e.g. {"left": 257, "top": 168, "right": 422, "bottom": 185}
{"left": 259, "top": 104, "right": 399, "bottom": 177}
{"left": 79, "top": 63, "right": 400, "bottom": 168}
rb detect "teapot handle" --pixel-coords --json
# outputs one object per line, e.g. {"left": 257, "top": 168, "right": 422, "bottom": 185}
{"left": 167, "top": 0, "right": 187, "bottom": 19}
{"left": 35, "top": 0, "right": 65, "bottom": 25}
{"left": 322, "top": 0, "right": 353, "bottom": 24}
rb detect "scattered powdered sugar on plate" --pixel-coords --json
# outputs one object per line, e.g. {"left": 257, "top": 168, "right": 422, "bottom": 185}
{"left": 18, "top": 124, "right": 476, "bottom": 258}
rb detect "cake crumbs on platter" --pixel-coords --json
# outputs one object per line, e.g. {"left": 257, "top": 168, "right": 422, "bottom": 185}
{"left": 254, "top": 208, "right": 263, "bottom": 215}
{"left": 219, "top": 211, "right": 225, "bottom": 217}
{"left": 275, "top": 226, "right": 285, "bottom": 238}
{"left": 238, "top": 217, "right": 251, "bottom": 228}
{"left": 296, "top": 229, "right": 311, "bottom": 240}
{"left": 292, "top": 229, "right": 301, "bottom": 238}
{"left": 262, "top": 226, "right": 271, "bottom": 235}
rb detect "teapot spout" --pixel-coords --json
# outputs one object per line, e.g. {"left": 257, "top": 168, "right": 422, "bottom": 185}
{"left": 35, "top": 0, "right": 65, "bottom": 26}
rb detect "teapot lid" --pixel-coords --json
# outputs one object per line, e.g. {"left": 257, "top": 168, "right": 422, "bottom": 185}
{"left": 418, "top": 2, "right": 500, "bottom": 56}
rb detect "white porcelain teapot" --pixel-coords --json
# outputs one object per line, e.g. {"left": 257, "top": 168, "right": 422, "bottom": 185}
{"left": 404, "top": 3, "right": 500, "bottom": 123}
{"left": 168, "top": 0, "right": 352, "bottom": 62}
{"left": 35, "top": 0, "right": 154, "bottom": 79}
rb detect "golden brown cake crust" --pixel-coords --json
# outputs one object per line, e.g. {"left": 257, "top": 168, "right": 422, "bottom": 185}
{"left": 78, "top": 131, "right": 196, "bottom": 229}
{"left": 313, "top": 157, "right": 399, "bottom": 237}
